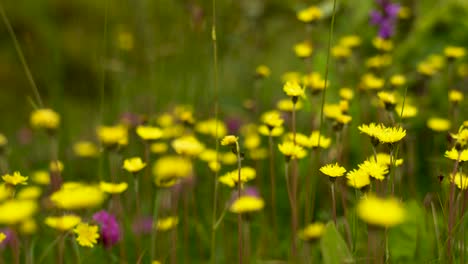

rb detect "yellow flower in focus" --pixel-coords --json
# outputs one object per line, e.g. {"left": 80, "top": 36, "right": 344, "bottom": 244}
{"left": 444, "top": 148, "right": 468, "bottom": 162}
{"left": 339, "top": 35, "right": 361, "bottom": 48}
{"left": 123, "top": 157, "right": 147, "bottom": 173}
{"left": 20, "top": 218, "right": 37, "bottom": 235}
{"left": 277, "top": 99, "right": 303, "bottom": 112}
{"left": 218, "top": 167, "right": 256, "bottom": 188}
{"left": 0, "top": 199, "right": 37, "bottom": 225}
{"left": 32, "top": 170, "right": 50, "bottom": 185}
{"left": 294, "top": 41, "right": 313, "bottom": 59}
{"left": 30, "top": 109, "right": 60, "bottom": 130}
{"left": 153, "top": 156, "right": 192, "bottom": 187}
{"left": 195, "top": 119, "right": 227, "bottom": 138}
{"left": 73, "top": 141, "right": 99, "bottom": 158}
{"left": 0, "top": 232, "right": 6, "bottom": 243}
{"left": 229, "top": 195, "right": 264, "bottom": 214}
{"left": 357, "top": 194, "right": 405, "bottom": 228}
{"left": 136, "top": 125, "right": 163, "bottom": 141}
{"left": 358, "top": 123, "right": 384, "bottom": 141}
{"left": 298, "top": 222, "right": 325, "bottom": 241}
{"left": 372, "top": 37, "right": 393, "bottom": 52}
{"left": 220, "top": 135, "right": 238, "bottom": 146}
{"left": 320, "top": 163, "right": 346, "bottom": 178}
{"left": 359, "top": 160, "right": 388, "bottom": 181}
{"left": 427, "top": 118, "right": 451, "bottom": 132}
{"left": 309, "top": 131, "right": 331, "bottom": 149}
{"left": 339, "top": 87, "right": 354, "bottom": 101}
{"left": 449, "top": 90, "right": 464, "bottom": 104}
{"left": 283, "top": 81, "right": 305, "bottom": 99}
{"left": 74, "top": 223, "right": 100, "bottom": 248}
{"left": 2, "top": 171, "right": 28, "bottom": 186}
{"left": 376, "top": 126, "right": 406, "bottom": 144}
{"left": 99, "top": 181, "right": 128, "bottom": 194}
{"left": 346, "top": 169, "right": 370, "bottom": 189}
{"left": 297, "top": 6, "right": 322, "bottom": 23}
{"left": 97, "top": 125, "right": 128, "bottom": 146}
{"left": 17, "top": 186, "right": 42, "bottom": 200}
{"left": 50, "top": 184, "right": 105, "bottom": 210}
{"left": 451, "top": 127, "right": 468, "bottom": 147}
{"left": 444, "top": 46, "right": 466, "bottom": 59}
{"left": 172, "top": 135, "right": 205, "bottom": 156}
{"left": 278, "top": 141, "right": 307, "bottom": 161}
{"left": 45, "top": 215, "right": 81, "bottom": 231}
{"left": 255, "top": 65, "right": 271, "bottom": 78}
{"left": 150, "top": 142, "right": 168, "bottom": 154}
{"left": 390, "top": 74, "right": 406, "bottom": 87}
{"left": 156, "top": 216, "right": 179, "bottom": 231}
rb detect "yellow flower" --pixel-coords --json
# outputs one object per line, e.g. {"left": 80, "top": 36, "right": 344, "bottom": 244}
{"left": 298, "top": 222, "right": 325, "bottom": 241}
{"left": 50, "top": 160, "right": 64, "bottom": 173}
{"left": 376, "top": 126, "right": 406, "bottom": 144}
{"left": 156, "top": 216, "right": 179, "bottom": 231}
{"left": 99, "top": 181, "right": 128, "bottom": 194}
{"left": 31, "top": 170, "right": 50, "bottom": 185}
{"left": 372, "top": 37, "right": 393, "bottom": 51}
{"left": 259, "top": 125, "right": 284, "bottom": 137}
{"left": 152, "top": 261, "right": 162, "bottom": 264}
{"left": 417, "top": 62, "right": 436, "bottom": 76}
{"left": 218, "top": 167, "right": 256, "bottom": 188}
{"left": 249, "top": 148, "right": 268, "bottom": 160}
{"left": 97, "top": 125, "right": 128, "bottom": 146}
{"left": 360, "top": 73, "right": 384, "bottom": 90}
{"left": 150, "top": 142, "right": 168, "bottom": 154}
{"left": 172, "top": 135, "right": 205, "bottom": 156}
{"left": 444, "top": 46, "right": 466, "bottom": 59}
{"left": 208, "top": 161, "right": 221, "bottom": 172}
{"left": 444, "top": 148, "right": 468, "bottom": 162}
{"left": 261, "top": 111, "right": 284, "bottom": 128}
{"left": 0, "top": 232, "right": 6, "bottom": 243}
{"left": 30, "top": 108, "right": 60, "bottom": 130}
{"left": 451, "top": 172, "right": 468, "bottom": 190}
{"left": 377, "top": 91, "right": 397, "bottom": 109}
{"left": 0, "top": 184, "right": 12, "bottom": 202}
{"left": 278, "top": 141, "right": 307, "bottom": 161}
{"left": 281, "top": 71, "right": 301, "bottom": 83}
{"left": 153, "top": 156, "right": 192, "bottom": 187}
{"left": 390, "top": 74, "right": 406, "bottom": 87}
{"left": 358, "top": 123, "right": 384, "bottom": 140}
{"left": 339, "top": 87, "right": 354, "bottom": 101}
{"left": 221, "top": 152, "right": 237, "bottom": 165}
{"left": 297, "top": 6, "right": 322, "bottom": 23}
{"left": 284, "top": 81, "right": 305, "bottom": 99}
{"left": 220, "top": 135, "right": 238, "bottom": 146}
{"left": 324, "top": 104, "right": 343, "bottom": 120}
{"left": 320, "top": 163, "right": 346, "bottom": 177}
{"left": 73, "top": 141, "right": 99, "bottom": 158}
{"left": 365, "top": 54, "right": 392, "bottom": 69}
{"left": 195, "top": 119, "right": 227, "bottom": 138}
{"left": 229, "top": 195, "right": 264, "bottom": 214}
{"left": 332, "top": 45, "right": 351, "bottom": 59}
{"left": 17, "top": 186, "right": 42, "bottom": 200}
{"left": 302, "top": 72, "right": 328, "bottom": 93}
{"left": 286, "top": 133, "right": 313, "bottom": 148}
{"left": 2, "top": 171, "right": 28, "bottom": 186}
{"left": 339, "top": 35, "right": 361, "bottom": 48}
{"left": 244, "top": 133, "right": 260, "bottom": 150}
{"left": 20, "top": 218, "right": 37, "bottom": 235}
{"left": 395, "top": 104, "right": 418, "bottom": 119}
{"left": 45, "top": 215, "right": 81, "bottom": 231}
{"left": 255, "top": 65, "right": 271, "bottom": 78}
{"left": 449, "top": 90, "right": 464, "bottom": 103}
{"left": 451, "top": 127, "right": 468, "bottom": 147}
{"left": 309, "top": 131, "right": 331, "bottom": 149}
{"left": 427, "top": 118, "right": 451, "bottom": 132}
{"left": 157, "top": 113, "right": 174, "bottom": 128}
{"left": 357, "top": 194, "right": 405, "bottom": 228}
{"left": 277, "top": 99, "right": 303, "bottom": 112}
{"left": 74, "top": 223, "right": 100, "bottom": 248}
{"left": 123, "top": 157, "right": 147, "bottom": 173}
{"left": 358, "top": 160, "right": 388, "bottom": 181}
{"left": 50, "top": 184, "right": 105, "bottom": 210}
{"left": 294, "top": 41, "right": 313, "bottom": 59}
{"left": 136, "top": 125, "right": 164, "bottom": 141}
{"left": 335, "top": 114, "right": 352, "bottom": 125}
{"left": 0, "top": 199, "right": 37, "bottom": 225}
{"left": 368, "top": 153, "right": 403, "bottom": 167}
{"left": 0, "top": 134, "right": 7, "bottom": 147}
{"left": 346, "top": 169, "right": 370, "bottom": 189}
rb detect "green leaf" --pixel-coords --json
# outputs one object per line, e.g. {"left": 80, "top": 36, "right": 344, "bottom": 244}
{"left": 320, "top": 222, "right": 354, "bottom": 264}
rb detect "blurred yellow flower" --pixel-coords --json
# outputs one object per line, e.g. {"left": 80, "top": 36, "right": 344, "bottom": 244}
{"left": 156, "top": 216, "right": 179, "bottom": 231}
{"left": 244, "top": 133, "right": 260, "bottom": 150}
{"left": 360, "top": 73, "right": 384, "bottom": 90}
{"left": 365, "top": 54, "right": 392, "bottom": 68}
{"left": 294, "top": 41, "right": 313, "bottom": 59}
{"left": 261, "top": 111, "right": 284, "bottom": 128}
{"left": 332, "top": 45, "right": 351, "bottom": 59}
{"left": 50, "top": 184, "right": 105, "bottom": 210}
{"left": 221, "top": 152, "right": 237, "bottom": 165}
{"left": 277, "top": 98, "right": 303, "bottom": 112}
{"left": 123, "top": 157, "right": 147, "bottom": 173}
{"left": 298, "top": 222, "right": 325, "bottom": 241}
{"left": 150, "top": 142, "right": 168, "bottom": 154}
{"left": 73, "top": 141, "right": 99, "bottom": 158}
{"left": 0, "top": 232, "right": 6, "bottom": 243}
{"left": 444, "top": 46, "right": 466, "bottom": 59}
{"left": 45, "top": 215, "right": 81, "bottom": 231}
{"left": 286, "top": 133, "right": 313, "bottom": 148}
{"left": 153, "top": 156, "right": 192, "bottom": 187}
{"left": 278, "top": 141, "right": 307, "bottom": 161}
{"left": 74, "top": 223, "right": 100, "bottom": 248}
{"left": 255, "top": 65, "right": 271, "bottom": 78}
{"left": 377, "top": 91, "right": 397, "bottom": 109}
{"left": 117, "top": 31, "right": 134, "bottom": 51}
{"left": 283, "top": 81, "right": 305, "bottom": 99}
{"left": 218, "top": 167, "right": 256, "bottom": 188}
{"left": 427, "top": 118, "right": 451, "bottom": 132}
{"left": 449, "top": 90, "right": 464, "bottom": 104}
{"left": 220, "top": 135, "right": 238, "bottom": 146}
{"left": 0, "top": 184, "right": 12, "bottom": 202}
{"left": 32, "top": 170, "right": 50, "bottom": 185}
{"left": 20, "top": 218, "right": 37, "bottom": 235}
{"left": 50, "top": 160, "right": 64, "bottom": 173}
{"left": 398, "top": 6, "right": 411, "bottom": 19}
{"left": 172, "top": 135, "right": 205, "bottom": 156}
{"left": 395, "top": 104, "right": 418, "bottom": 119}
{"left": 390, "top": 74, "right": 406, "bottom": 87}
{"left": 97, "top": 125, "right": 128, "bottom": 146}
{"left": 372, "top": 37, "right": 393, "bottom": 51}
{"left": 0, "top": 134, "right": 7, "bottom": 147}
{"left": 30, "top": 109, "right": 60, "bottom": 130}
{"left": 339, "top": 87, "right": 354, "bottom": 101}
{"left": 358, "top": 194, "right": 405, "bottom": 228}
{"left": 309, "top": 131, "right": 331, "bottom": 149}
{"left": 302, "top": 72, "right": 328, "bottom": 93}
{"left": 195, "top": 119, "right": 227, "bottom": 138}
{"left": 346, "top": 169, "right": 370, "bottom": 189}
{"left": 17, "top": 186, "right": 42, "bottom": 200}
{"left": 320, "top": 163, "right": 346, "bottom": 177}
{"left": 2, "top": 171, "right": 28, "bottom": 186}
{"left": 451, "top": 172, "right": 468, "bottom": 190}
{"left": 0, "top": 199, "right": 37, "bottom": 225}
{"left": 136, "top": 125, "right": 163, "bottom": 141}
{"left": 297, "top": 6, "right": 322, "bottom": 23}
{"left": 259, "top": 125, "right": 284, "bottom": 137}
{"left": 339, "top": 35, "right": 361, "bottom": 48}
{"left": 99, "top": 181, "right": 128, "bottom": 194}
{"left": 368, "top": 153, "right": 403, "bottom": 167}
{"left": 281, "top": 71, "right": 301, "bottom": 84}
{"left": 229, "top": 195, "right": 264, "bottom": 214}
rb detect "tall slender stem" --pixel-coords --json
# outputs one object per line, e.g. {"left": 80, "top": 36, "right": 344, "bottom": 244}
{"left": 235, "top": 142, "right": 243, "bottom": 264}
{"left": 268, "top": 135, "right": 277, "bottom": 235}
{"left": 447, "top": 151, "right": 461, "bottom": 264}
{"left": 331, "top": 182, "right": 337, "bottom": 225}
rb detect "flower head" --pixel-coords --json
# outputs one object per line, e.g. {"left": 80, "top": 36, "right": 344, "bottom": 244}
{"left": 320, "top": 163, "right": 346, "bottom": 178}
{"left": 255, "top": 65, "right": 271, "bottom": 78}
{"left": 74, "top": 223, "right": 100, "bottom": 248}
{"left": 444, "top": 148, "right": 468, "bottom": 162}
{"left": 390, "top": 74, "right": 406, "bottom": 87}
{"left": 297, "top": 6, "right": 322, "bottom": 23}
{"left": 2, "top": 171, "right": 28, "bottom": 186}
{"left": 449, "top": 90, "right": 464, "bottom": 104}
{"left": 278, "top": 141, "right": 307, "bottom": 161}
{"left": 346, "top": 169, "right": 371, "bottom": 189}
{"left": 298, "top": 222, "right": 325, "bottom": 241}
{"left": 153, "top": 156, "right": 192, "bottom": 187}
{"left": 261, "top": 111, "right": 284, "bottom": 129}
{"left": 97, "top": 125, "right": 128, "bottom": 147}
{"left": 283, "top": 81, "right": 305, "bottom": 99}
{"left": 427, "top": 118, "right": 451, "bottom": 132}
{"left": 123, "top": 157, "right": 147, "bottom": 173}
{"left": 136, "top": 125, "right": 163, "bottom": 141}
{"left": 50, "top": 184, "right": 105, "bottom": 210}
{"left": 195, "top": 119, "right": 227, "bottom": 138}
{"left": 357, "top": 194, "right": 405, "bottom": 228}
{"left": 93, "top": 210, "right": 121, "bottom": 248}
{"left": 73, "top": 141, "right": 99, "bottom": 158}
{"left": 45, "top": 215, "right": 81, "bottom": 231}
{"left": 156, "top": 216, "right": 179, "bottom": 231}
{"left": 220, "top": 135, "right": 238, "bottom": 146}
{"left": 451, "top": 172, "right": 468, "bottom": 190}
{"left": 99, "top": 181, "right": 128, "bottom": 194}
{"left": 0, "top": 232, "right": 6, "bottom": 243}
{"left": 376, "top": 126, "right": 406, "bottom": 144}
{"left": 359, "top": 160, "right": 389, "bottom": 180}
{"left": 218, "top": 167, "right": 256, "bottom": 188}
{"left": 444, "top": 46, "right": 466, "bottom": 60}
{"left": 0, "top": 199, "right": 37, "bottom": 225}
{"left": 30, "top": 109, "right": 60, "bottom": 130}
{"left": 172, "top": 135, "right": 205, "bottom": 156}
{"left": 229, "top": 195, "right": 264, "bottom": 214}
{"left": 277, "top": 99, "right": 303, "bottom": 112}
{"left": 294, "top": 41, "right": 313, "bottom": 59}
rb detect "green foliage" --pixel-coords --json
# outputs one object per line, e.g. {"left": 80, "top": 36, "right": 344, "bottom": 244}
{"left": 320, "top": 222, "right": 354, "bottom": 264}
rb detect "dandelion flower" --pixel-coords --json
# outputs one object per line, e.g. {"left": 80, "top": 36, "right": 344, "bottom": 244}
{"left": 73, "top": 141, "right": 99, "bottom": 158}
{"left": 261, "top": 111, "right": 284, "bottom": 129}
{"left": 358, "top": 123, "right": 384, "bottom": 141}
{"left": 172, "top": 135, "right": 205, "bottom": 156}
{"left": 153, "top": 156, "right": 192, "bottom": 187}
{"left": 31, "top": 170, "right": 50, "bottom": 185}
{"left": 255, "top": 65, "right": 271, "bottom": 78}
{"left": 258, "top": 125, "right": 284, "bottom": 137}
{"left": 372, "top": 37, "right": 393, "bottom": 52}
{"left": 359, "top": 160, "right": 388, "bottom": 180}
{"left": 123, "top": 157, "right": 147, "bottom": 173}
{"left": 346, "top": 169, "right": 370, "bottom": 189}
{"left": 2, "top": 171, "right": 28, "bottom": 186}
{"left": 390, "top": 74, "right": 406, "bottom": 87}
{"left": 283, "top": 81, "right": 305, "bottom": 99}
{"left": 74, "top": 223, "right": 100, "bottom": 248}
{"left": 298, "top": 222, "right": 325, "bottom": 241}
{"left": 297, "top": 6, "right": 322, "bottom": 23}
{"left": 195, "top": 119, "right": 227, "bottom": 138}
{"left": 0, "top": 199, "right": 37, "bottom": 225}
{"left": 339, "top": 87, "right": 354, "bottom": 101}
{"left": 444, "top": 148, "right": 468, "bottom": 162}
{"left": 395, "top": 104, "right": 418, "bottom": 119}
{"left": 339, "top": 35, "right": 361, "bottom": 48}
{"left": 320, "top": 163, "right": 346, "bottom": 178}
{"left": 150, "top": 142, "right": 168, "bottom": 154}
{"left": 450, "top": 172, "right": 468, "bottom": 190}
{"left": 97, "top": 125, "right": 128, "bottom": 147}
{"left": 50, "top": 184, "right": 105, "bottom": 210}
{"left": 30, "top": 109, "right": 60, "bottom": 130}
{"left": 360, "top": 73, "right": 384, "bottom": 90}
{"left": 451, "top": 127, "right": 468, "bottom": 147}
{"left": 99, "top": 181, "right": 128, "bottom": 194}
{"left": 229, "top": 195, "right": 264, "bottom": 214}
{"left": 309, "top": 131, "right": 331, "bottom": 149}
{"left": 278, "top": 141, "right": 307, "bottom": 161}
{"left": 277, "top": 99, "right": 303, "bottom": 112}
{"left": 45, "top": 215, "right": 81, "bottom": 231}
{"left": 221, "top": 135, "right": 238, "bottom": 146}
{"left": 427, "top": 118, "right": 451, "bottom": 132}
{"left": 377, "top": 91, "right": 397, "bottom": 110}
{"left": 368, "top": 152, "right": 403, "bottom": 167}
{"left": 376, "top": 126, "right": 406, "bottom": 144}
{"left": 0, "top": 232, "right": 6, "bottom": 243}
{"left": 136, "top": 125, "right": 163, "bottom": 141}
{"left": 218, "top": 167, "right": 256, "bottom": 188}
{"left": 332, "top": 45, "right": 351, "bottom": 59}
{"left": 294, "top": 41, "right": 313, "bottom": 59}
{"left": 156, "top": 216, "right": 179, "bottom": 231}
{"left": 17, "top": 186, "right": 42, "bottom": 200}
{"left": 444, "top": 46, "right": 466, "bottom": 59}
{"left": 357, "top": 194, "right": 405, "bottom": 228}
{"left": 449, "top": 90, "right": 464, "bottom": 104}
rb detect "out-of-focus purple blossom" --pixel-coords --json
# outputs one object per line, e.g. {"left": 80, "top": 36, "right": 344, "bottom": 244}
{"left": 369, "top": 0, "right": 400, "bottom": 39}
{"left": 131, "top": 216, "right": 153, "bottom": 235}
{"left": 93, "top": 210, "right": 121, "bottom": 248}
{"left": 226, "top": 117, "right": 242, "bottom": 135}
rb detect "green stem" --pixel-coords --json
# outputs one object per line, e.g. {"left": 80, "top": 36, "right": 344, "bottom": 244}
{"left": 150, "top": 191, "right": 160, "bottom": 262}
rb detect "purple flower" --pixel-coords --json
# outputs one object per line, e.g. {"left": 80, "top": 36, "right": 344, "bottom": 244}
{"left": 369, "top": 0, "right": 400, "bottom": 39}
{"left": 93, "top": 210, "right": 121, "bottom": 248}
{"left": 132, "top": 216, "right": 153, "bottom": 235}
